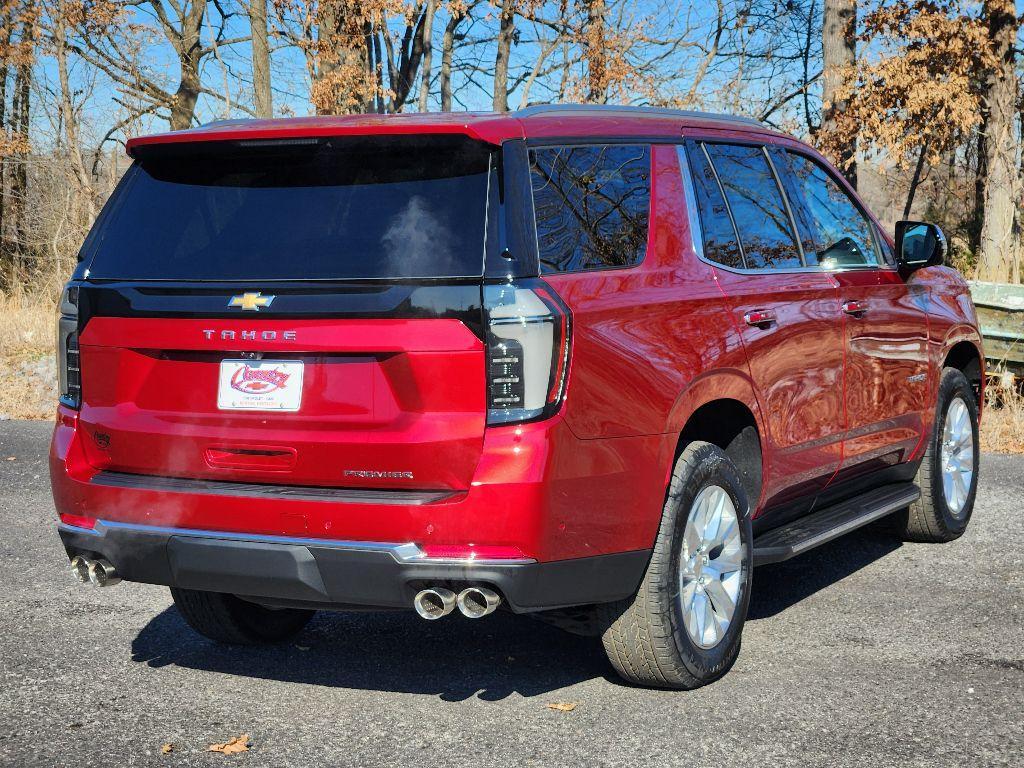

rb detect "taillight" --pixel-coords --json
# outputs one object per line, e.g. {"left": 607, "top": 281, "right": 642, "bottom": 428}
{"left": 56, "top": 285, "right": 81, "bottom": 409}
{"left": 484, "top": 280, "right": 570, "bottom": 426}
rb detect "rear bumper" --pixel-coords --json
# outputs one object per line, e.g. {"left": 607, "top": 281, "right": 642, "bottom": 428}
{"left": 51, "top": 405, "right": 670, "bottom": 611}
{"left": 58, "top": 520, "right": 649, "bottom": 612}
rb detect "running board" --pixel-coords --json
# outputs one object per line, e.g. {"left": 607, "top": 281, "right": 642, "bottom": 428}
{"left": 752, "top": 483, "right": 920, "bottom": 566}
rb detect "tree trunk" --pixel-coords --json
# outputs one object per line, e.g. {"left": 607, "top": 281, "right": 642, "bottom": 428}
{"left": 54, "top": 0, "right": 97, "bottom": 221}
{"left": 493, "top": 0, "right": 515, "bottom": 111}
{"left": 168, "top": 0, "right": 206, "bottom": 130}
{"left": 9, "top": 11, "right": 33, "bottom": 264}
{"left": 249, "top": 0, "right": 273, "bottom": 118}
{"left": 977, "top": 0, "right": 1019, "bottom": 283}
{"left": 583, "top": 0, "right": 606, "bottom": 103}
{"left": 821, "top": 0, "right": 857, "bottom": 187}
{"left": 439, "top": 9, "right": 463, "bottom": 111}
{"left": 315, "top": 1, "right": 372, "bottom": 115}
{"left": 904, "top": 139, "right": 929, "bottom": 220}
{"left": 417, "top": 0, "right": 436, "bottom": 112}
{"left": 970, "top": 116, "right": 988, "bottom": 255}
{"left": 0, "top": 3, "right": 10, "bottom": 254}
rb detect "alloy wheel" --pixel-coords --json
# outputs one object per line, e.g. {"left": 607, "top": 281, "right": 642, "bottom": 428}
{"left": 940, "top": 395, "right": 974, "bottom": 517}
{"left": 679, "top": 485, "right": 745, "bottom": 649}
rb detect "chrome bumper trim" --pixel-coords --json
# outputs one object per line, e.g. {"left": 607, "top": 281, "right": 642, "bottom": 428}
{"left": 59, "top": 519, "right": 536, "bottom": 566}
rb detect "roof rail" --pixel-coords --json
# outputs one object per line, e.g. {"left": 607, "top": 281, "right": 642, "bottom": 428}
{"left": 514, "top": 103, "right": 764, "bottom": 128}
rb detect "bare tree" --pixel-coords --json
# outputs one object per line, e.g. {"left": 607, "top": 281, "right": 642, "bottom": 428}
{"left": 583, "top": 0, "right": 606, "bottom": 103}
{"left": 68, "top": 1, "right": 251, "bottom": 130}
{"left": 976, "top": 0, "right": 1018, "bottom": 282}
{"left": 50, "top": 0, "right": 98, "bottom": 219}
{"left": 249, "top": 0, "right": 273, "bottom": 117}
{"left": 416, "top": 0, "right": 436, "bottom": 111}
{"left": 493, "top": 0, "right": 516, "bottom": 111}
{"left": 821, "top": 0, "right": 856, "bottom": 186}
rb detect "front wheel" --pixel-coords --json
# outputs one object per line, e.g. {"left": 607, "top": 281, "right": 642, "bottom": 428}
{"left": 598, "top": 441, "right": 753, "bottom": 689}
{"left": 897, "top": 367, "right": 980, "bottom": 543}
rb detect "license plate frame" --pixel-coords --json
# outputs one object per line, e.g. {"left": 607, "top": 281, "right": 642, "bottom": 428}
{"left": 217, "top": 359, "right": 304, "bottom": 412}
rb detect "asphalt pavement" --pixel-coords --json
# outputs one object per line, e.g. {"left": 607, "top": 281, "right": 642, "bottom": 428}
{"left": 1, "top": 419, "right": 1021, "bottom": 767}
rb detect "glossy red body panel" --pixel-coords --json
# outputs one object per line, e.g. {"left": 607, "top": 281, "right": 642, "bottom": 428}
{"left": 711, "top": 268, "right": 845, "bottom": 508}
{"left": 52, "top": 406, "right": 671, "bottom": 561}
{"left": 76, "top": 317, "right": 487, "bottom": 490}
{"left": 126, "top": 111, "right": 788, "bottom": 154}
{"left": 828, "top": 268, "right": 931, "bottom": 482}
{"left": 53, "top": 114, "right": 985, "bottom": 569}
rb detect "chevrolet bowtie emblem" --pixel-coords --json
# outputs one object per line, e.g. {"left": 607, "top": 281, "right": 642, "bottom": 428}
{"left": 228, "top": 292, "right": 275, "bottom": 311}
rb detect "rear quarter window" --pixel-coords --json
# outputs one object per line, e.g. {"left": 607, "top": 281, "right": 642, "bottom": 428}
{"left": 529, "top": 145, "right": 651, "bottom": 273}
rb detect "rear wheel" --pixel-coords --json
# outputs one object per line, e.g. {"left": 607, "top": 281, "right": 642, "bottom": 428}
{"left": 599, "top": 441, "right": 753, "bottom": 689}
{"left": 170, "top": 588, "right": 314, "bottom": 645}
{"left": 897, "top": 367, "right": 979, "bottom": 543}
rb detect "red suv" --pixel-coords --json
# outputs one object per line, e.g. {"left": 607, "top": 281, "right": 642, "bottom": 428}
{"left": 51, "top": 106, "right": 984, "bottom": 689}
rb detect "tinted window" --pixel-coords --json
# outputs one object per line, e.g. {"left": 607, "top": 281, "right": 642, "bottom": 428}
{"left": 87, "top": 137, "right": 493, "bottom": 280}
{"left": 684, "top": 144, "right": 743, "bottom": 269}
{"left": 784, "top": 152, "right": 879, "bottom": 268}
{"left": 530, "top": 145, "right": 650, "bottom": 273}
{"left": 704, "top": 144, "right": 802, "bottom": 269}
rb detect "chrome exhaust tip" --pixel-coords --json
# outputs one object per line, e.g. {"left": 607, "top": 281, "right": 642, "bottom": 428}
{"left": 70, "top": 556, "right": 91, "bottom": 584}
{"left": 87, "top": 559, "right": 121, "bottom": 587}
{"left": 456, "top": 587, "right": 501, "bottom": 618}
{"left": 413, "top": 588, "right": 457, "bottom": 620}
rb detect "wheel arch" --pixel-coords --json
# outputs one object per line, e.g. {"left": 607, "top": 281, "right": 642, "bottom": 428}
{"left": 942, "top": 336, "right": 984, "bottom": 406}
{"left": 669, "top": 373, "right": 766, "bottom": 513}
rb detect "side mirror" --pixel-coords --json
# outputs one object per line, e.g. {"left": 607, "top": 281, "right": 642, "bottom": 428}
{"left": 895, "top": 220, "right": 946, "bottom": 272}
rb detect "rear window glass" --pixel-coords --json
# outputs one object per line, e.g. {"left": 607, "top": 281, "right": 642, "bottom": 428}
{"left": 86, "top": 137, "right": 493, "bottom": 280}
{"left": 703, "top": 143, "right": 802, "bottom": 270}
{"left": 530, "top": 145, "right": 650, "bottom": 273}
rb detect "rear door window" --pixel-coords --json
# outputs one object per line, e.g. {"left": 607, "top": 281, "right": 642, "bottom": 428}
{"left": 86, "top": 137, "right": 494, "bottom": 281}
{"left": 703, "top": 143, "right": 803, "bottom": 270}
{"left": 683, "top": 144, "right": 744, "bottom": 269}
{"left": 781, "top": 151, "right": 880, "bottom": 269}
{"left": 530, "top": 145, "right": 650, "bottom": 273}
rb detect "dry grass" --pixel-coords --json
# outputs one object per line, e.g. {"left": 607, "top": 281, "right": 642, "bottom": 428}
{"left": 0, "top": 287, "right": 57, "bottom": 356}
{"left": 0, "top": 288, "right": 58, "bottom": 420}
{"left": 981, "top": 374, "right": 1024, "bottom": 454}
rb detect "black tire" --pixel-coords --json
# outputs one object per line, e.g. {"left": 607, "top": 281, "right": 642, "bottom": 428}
{"left": 897, "top": 367, "right": 979, "bottom": 543}
{"left": 598, "top": 441, "right": 753, "bottom": 689}
{"left": 170, "top": 588, "right": 314, "bottom": 645}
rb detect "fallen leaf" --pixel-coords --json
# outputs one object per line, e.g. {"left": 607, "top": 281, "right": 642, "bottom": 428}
{"left": 294, "top": 644, "right": 310, "bottom": 651}
{"left": 161, "top": 743, "right": 174, "bottom": 754}
{"left": 546, "top": 702, "right": 578, "bottom": 713}
{"left": 208, "top": 734, "right": 250, "bottom": 755}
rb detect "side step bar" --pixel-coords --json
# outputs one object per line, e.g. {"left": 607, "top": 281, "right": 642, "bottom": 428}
{"left": 752, "top": 483, "right": 920, "bottom": 566}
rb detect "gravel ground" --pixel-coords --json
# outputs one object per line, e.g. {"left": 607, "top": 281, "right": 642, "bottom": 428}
{"left": 0, "top": 356, "right": 56, "bottom": 421}
{"left": 1, "top": 419, "right": 1021, "bottom": 767}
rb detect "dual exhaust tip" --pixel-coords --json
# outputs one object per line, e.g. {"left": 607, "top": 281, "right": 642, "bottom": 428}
{"left": 70, "top": 556, "right": 120, "bottom": 587}
{"left": 414, "top": 587, "right": 501, "bottom": 620}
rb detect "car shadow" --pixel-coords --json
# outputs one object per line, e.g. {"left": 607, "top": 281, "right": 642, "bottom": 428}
{"left": 130, "top": 524, "right": 903, "bottom": 699}
{"left": 131, "top": 605, "right": 612, "bottom": 701}
{"left": 747, "top": 521, "right": 903, "bottom": 620}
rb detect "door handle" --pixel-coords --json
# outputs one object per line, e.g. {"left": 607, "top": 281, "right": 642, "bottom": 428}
{"left": 842, "top": 300, "right": 868, "bottom": 316}
{"left": 743, "top": 309, "right": 777, "bottom": 328}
